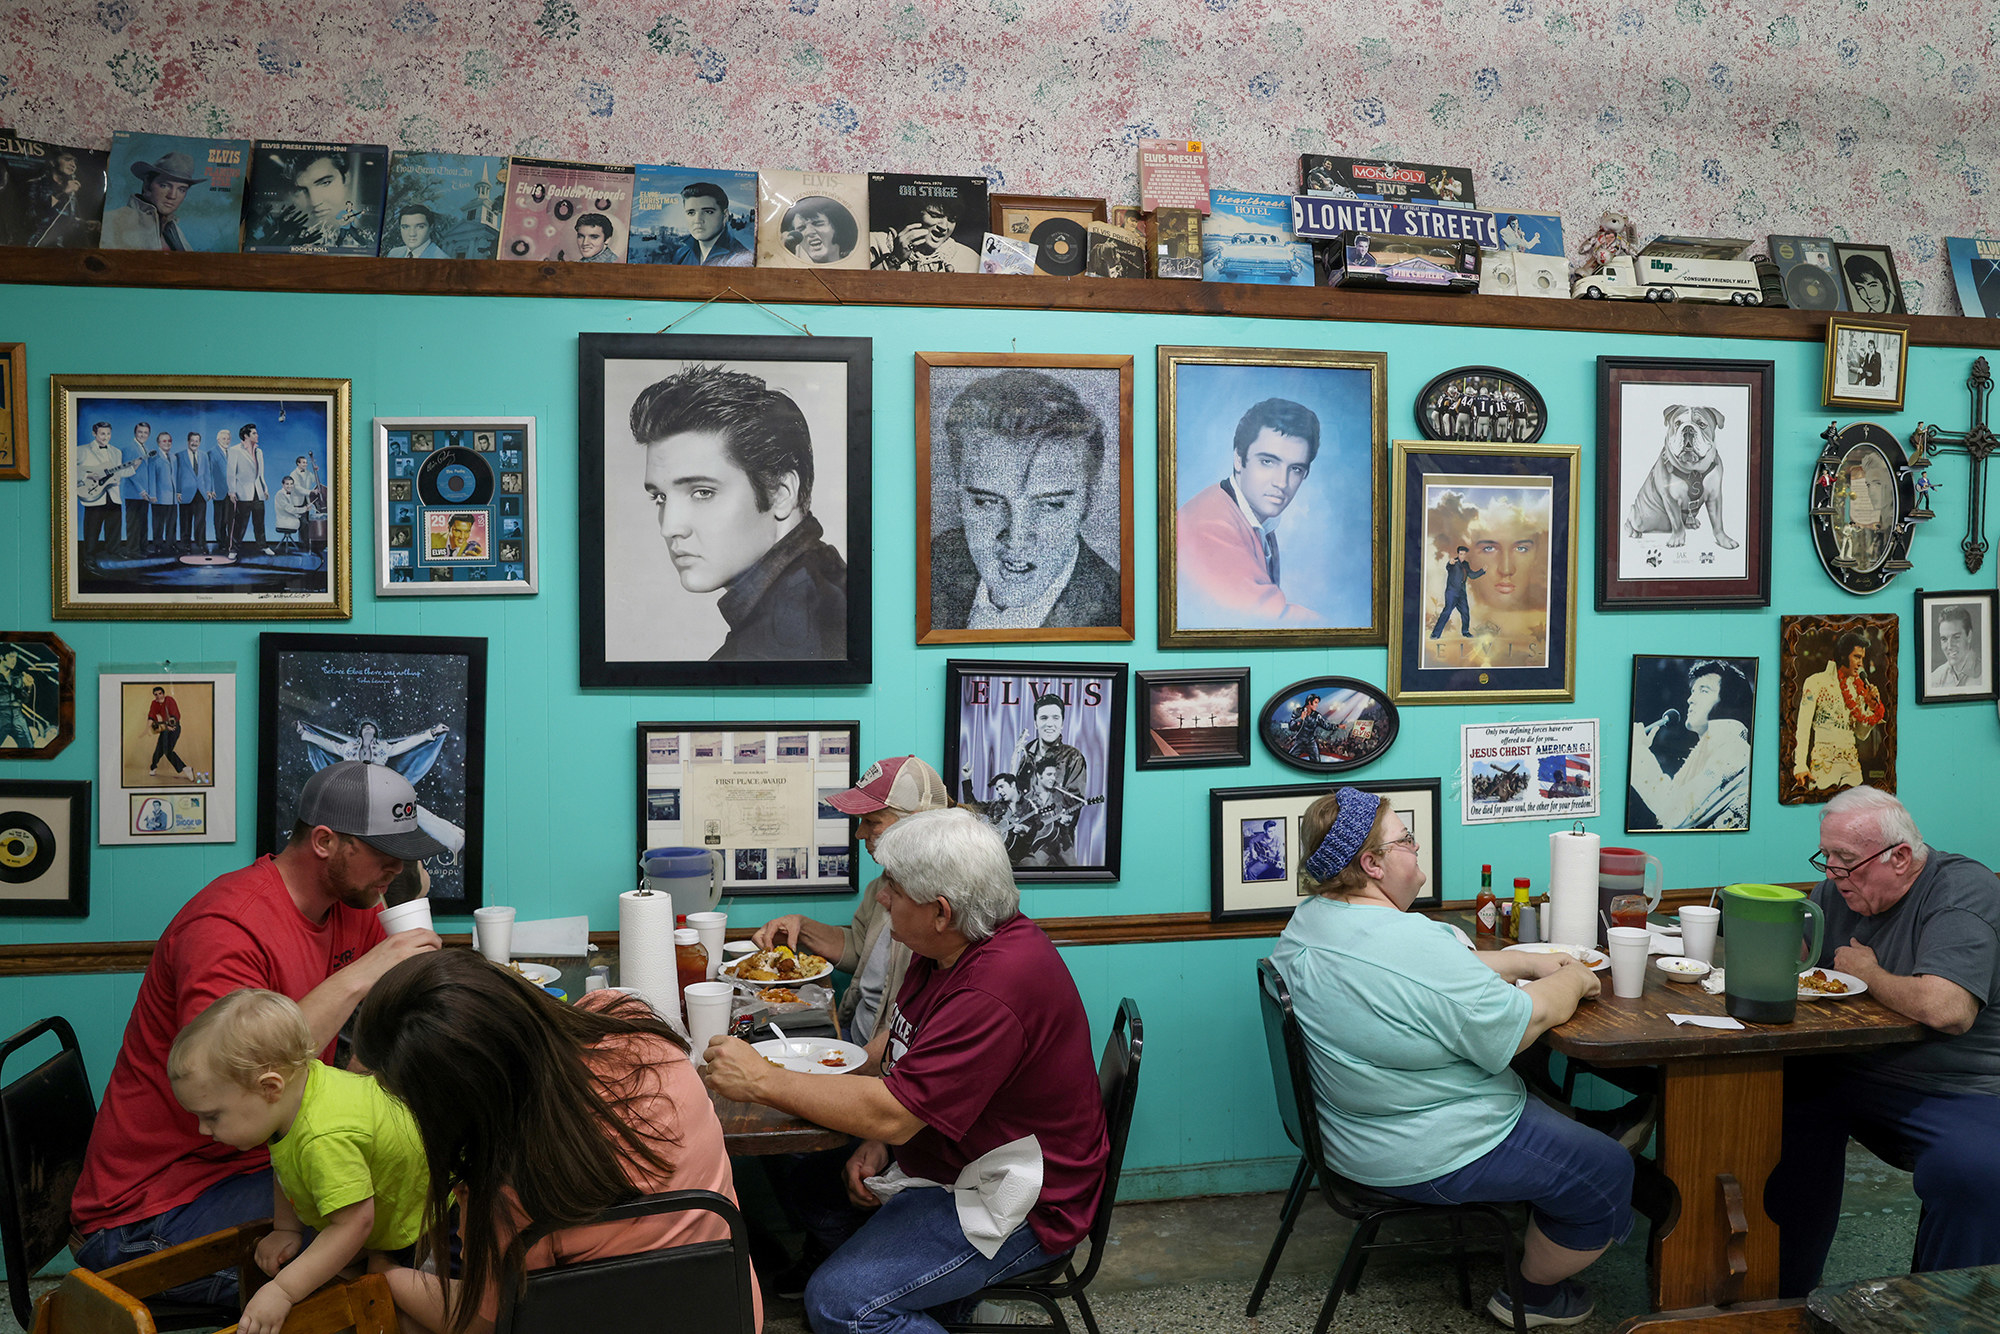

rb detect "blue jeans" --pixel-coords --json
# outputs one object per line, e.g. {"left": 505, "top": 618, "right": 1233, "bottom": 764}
{"left": 804, "top": 1186, "right": 1055, "bottom": 1334}
{"left": 74, "top": 1169, "right": 273, "bottom": 1306}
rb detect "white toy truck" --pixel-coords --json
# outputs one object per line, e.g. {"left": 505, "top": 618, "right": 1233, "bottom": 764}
{"left": 1572, "top": 254, "right": 1763, "bottom": 304}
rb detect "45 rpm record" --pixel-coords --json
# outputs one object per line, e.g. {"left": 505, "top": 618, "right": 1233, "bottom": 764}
{"left": 1784, "top": 264, "right": 1840, "bottom": 310}
{"left": 418, "top": 446, "right": 495, "bottom": 506}
{"left": 0, "top": 812, "right": 54, "bottom": 883}
{"left": 1031, "top": 218, "right": 1087, "bottom": 276}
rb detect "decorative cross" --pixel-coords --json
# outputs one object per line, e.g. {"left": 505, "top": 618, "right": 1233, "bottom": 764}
{"left": 1910, "top": 356, "right": 2000, "bottom": 573}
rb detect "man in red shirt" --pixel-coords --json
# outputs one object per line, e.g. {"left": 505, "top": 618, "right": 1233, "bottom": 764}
{"left": 72, "top": 761, "right": 446, "bottom": 1304}
{"left": 144, "top": 684, "right": 188, "bottom": 779}
{"left": 703, "top": 808, "right": 1109, "bottom": 1331}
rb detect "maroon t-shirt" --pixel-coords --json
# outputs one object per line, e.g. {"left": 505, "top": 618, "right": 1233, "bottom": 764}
{"left": 881, "top": 912, "right": 1108, "bottom": 1254}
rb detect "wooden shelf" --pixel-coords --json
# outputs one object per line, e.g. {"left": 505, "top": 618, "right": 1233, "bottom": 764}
{"left": 8, "top": 246, "right": 1999, "bottom": 348}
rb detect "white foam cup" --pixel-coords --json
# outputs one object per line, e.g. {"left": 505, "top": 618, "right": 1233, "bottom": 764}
{"left": 687, "top": 911, "right": 728, "bottom": 981}
{"left": 1606, "top": 926, "right": 1651, "bottom": 999}
{"left": 378, "top": 898, "right": 433, "bottom": 935}
{"left": 1679, "top": 905, "right": 1721, "bottom": 966}
{"left": 472, "top": 905, "right": 516, "bottom": 964}
{"left": 684, "top": 981, "right": 737, "bottom": 1062}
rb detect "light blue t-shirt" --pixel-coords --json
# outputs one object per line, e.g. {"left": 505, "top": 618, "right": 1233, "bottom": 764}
{"left": 1270, "top": 895, "right": 1533, "bottom": 1187}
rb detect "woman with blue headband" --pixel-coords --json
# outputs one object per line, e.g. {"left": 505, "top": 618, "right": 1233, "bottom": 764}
{"left": 1271, "top": 787, "right": 1632, "bottom": 1329}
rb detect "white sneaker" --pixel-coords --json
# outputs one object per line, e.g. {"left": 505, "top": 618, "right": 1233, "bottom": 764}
{"left": 968, "top": 1300, "right": 1021, "bottom": 1325}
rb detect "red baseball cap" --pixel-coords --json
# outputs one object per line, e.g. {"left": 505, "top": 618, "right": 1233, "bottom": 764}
{"left": 825, "top": 755, "right": 950, "bottom": 816}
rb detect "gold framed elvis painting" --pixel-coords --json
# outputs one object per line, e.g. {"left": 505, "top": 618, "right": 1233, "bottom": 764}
{"left": 51, "top": 375, "right": 351, "bottom": 620}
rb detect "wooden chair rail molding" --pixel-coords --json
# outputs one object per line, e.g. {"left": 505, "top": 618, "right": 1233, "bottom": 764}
{"left": 7, "top": 245, "right": 1999, "bottom": 348}
{"left": 0, "top": 884, "right": 1803, "bottom": 976}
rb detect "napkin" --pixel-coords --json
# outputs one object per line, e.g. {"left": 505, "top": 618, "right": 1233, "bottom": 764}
{"left": 507, "top": 915, "right": 591, "bottom": 957}
{"left": 1649, "top": 928, "right": 1684, "bottom": 957}
{"left": 1700, "top": 969, "right": 1726, "bottom": 995}
{"left": 863, "top": 1136, "right": 1044, "bottom": 1258}
{"left": 1669, "top": 1013, "right": 1745, "bottom": 1030}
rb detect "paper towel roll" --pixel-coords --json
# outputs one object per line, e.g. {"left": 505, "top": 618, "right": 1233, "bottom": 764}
{"left": 619, "top": 888, "right": 682, "bottom": 1019}
{"left": 1548, "top": 829, "right": 1601, "bottom": 949}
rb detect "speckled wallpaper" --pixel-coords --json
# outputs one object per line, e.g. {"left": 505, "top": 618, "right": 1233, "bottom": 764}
{"left": 4, "top": 0, "right": 1995, "bottom": 309}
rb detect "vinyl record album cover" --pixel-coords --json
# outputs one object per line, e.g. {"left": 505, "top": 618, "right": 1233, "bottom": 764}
{"left": 102, "top": 131, "right": 251, "bottom": 253}
{"left": 757, "top": 169, "right": 869, "bottom": 269}
{"left": 866, "top": 173, "right": 986, "bottom": 272}
{"left": 1492, "top": 209, "right": 1565, "bottom": 258}
{"left": 1149, "top": 207, "right": 1203, "bottom": 279}
{"left": 382, "top": 152, "right": 506, "bottom": 259}
{"left": 1138, "top": 140, "right": 1210, "bottom": 213}
{"left": 1085, "top": 221, "right": 1146, "bottom": 278}
{"left": 499, "top": 157, "right": 634, "bottom": 263}
{"left": 244, "top": 140, "right": 388, "bottom": 255}
{"left": 1946, "top": 237, "right": 2000, "bottom": 319}
{"left": 1201, "top": 189, "right": 1313, "bottom": 285}
{"left": 631, "top": 165, "right": 757, "bottom": 266}
{"left": 0, "top": 132, "right": 106, "bottom": 248}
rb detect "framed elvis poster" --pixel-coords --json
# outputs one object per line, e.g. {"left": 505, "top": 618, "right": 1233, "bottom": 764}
{"left": 258, "top": 633, "right": 487, "bottom": 912}
{"left": 636, "top": 721, "right": 860, "bottom": 895}
{"left": 579, "top": 334, "right": 873, "bottom": 688}
{"left": 943, "top": 659, "right": 1127, "bottom": 883}
{"left": 96, "top": 665, "right": 239, "bottom": 845}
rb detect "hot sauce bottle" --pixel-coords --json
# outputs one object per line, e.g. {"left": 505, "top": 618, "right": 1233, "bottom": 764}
{"left": 1475, "top": 864, "right": 1499, "bottom": 940}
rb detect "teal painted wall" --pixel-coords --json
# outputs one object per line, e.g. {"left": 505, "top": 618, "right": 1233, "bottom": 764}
{"left": 2, "top": 283, "right": 1997, "bottom": 1201}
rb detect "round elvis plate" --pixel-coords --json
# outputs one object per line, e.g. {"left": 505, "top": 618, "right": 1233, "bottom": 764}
{"left": 753, "top": 1037, "right": 868, "bottom": 1074}
{"left": 507, "top": 962, "right": 561, "bottom": 985}
{"left": 720, "top": 955, "right": 835, "bottom": 988}
{"left": 1798, "top": 967, "right": 1868, "bottom": 1001}
{"left": 1503, "top": 942, "right": 1610, "bottom": 972}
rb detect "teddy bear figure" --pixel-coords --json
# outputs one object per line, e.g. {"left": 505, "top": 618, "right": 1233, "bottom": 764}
{"left": 1575, "top": 211, "right": 1638, "bottom": 275}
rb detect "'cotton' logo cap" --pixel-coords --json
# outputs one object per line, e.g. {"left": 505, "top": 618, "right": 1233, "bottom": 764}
{"left": 825, "top": 755, "right": 950, "bottom": 816}
{"left": 294, "top": 761, "right": 448, "bottom": 860}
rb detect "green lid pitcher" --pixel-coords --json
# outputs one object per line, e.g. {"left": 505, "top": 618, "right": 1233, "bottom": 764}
{"left": 1722, "top": 884, "right": 1825, "bottom": 1024}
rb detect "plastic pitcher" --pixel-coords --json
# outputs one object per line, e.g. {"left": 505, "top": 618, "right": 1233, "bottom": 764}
{"left": 640, "top": 846, "right": 724, "bottom": 917}
{"left": 1597, "top": 846, "right": 1664, "bottom": 948}
{"left": 1721, "top": 883, "right": 1826, "bottom": 1024}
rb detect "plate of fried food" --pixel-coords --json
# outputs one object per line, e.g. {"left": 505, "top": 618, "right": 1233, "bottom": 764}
{"left": 753, "top": 1037, "right": 868, "bottom": 1075}
{"left": 1798, "top": 967, "right": 1867, "bottom": 1001}
{"left": 720, "top": 945, "right": 833, "bottom": 988}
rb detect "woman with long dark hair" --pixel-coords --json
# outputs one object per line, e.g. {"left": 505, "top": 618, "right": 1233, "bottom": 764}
{"left": 353, "top": 950, "right": 759, "bottom": 1333}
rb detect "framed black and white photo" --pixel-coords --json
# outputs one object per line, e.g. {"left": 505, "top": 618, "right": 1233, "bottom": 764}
{"left": 1626, "top": 655, "right": 1757, "bottom": 834}
{"left": 1833, "top": 242, "right": 1907, "bottom": 316}
{"left": 916, "top": 352, "right": 1134, "bottom": 644}
{"left": 1595, "top": 357, "right": 1775, "bottom": 611}
{"left": 0, "top": 631, "right": 75, "bottom": 760}
{"left": 1134, "top": 667, "right": 1250, "bottom": 770}
{"left": 579, "top": 334, "right": 872, "bottom": 688}
{"left": 258, "top": 633, "right": 487, "bottom": 913}
{"left": 373, "top": 417, "right": 537, "bottom": 595}
{"left": 1210, "top": 777, "right": 1441, "bottom": 922}
{"left": 96, "top": 666, "right": 238, "bottom": 844}
{"left": 0, "top": 779, "right": 90, "bottom": 917}
{"left": 1915, "top": 588, "right": 1997, "bottom": 703}
{"left": 1257, "top": 676, "right": 1398, "bottom": 774}
{"left": 1823, "top": 318, "right": 1908, "bottom": 412}
{"left": 943, "top": 659, "right": 1127, "bottom": 883}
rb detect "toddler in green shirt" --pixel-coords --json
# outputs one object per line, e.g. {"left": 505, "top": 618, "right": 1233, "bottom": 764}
{"left": 169, "top": 988, "right": 430, "bottom": 1334}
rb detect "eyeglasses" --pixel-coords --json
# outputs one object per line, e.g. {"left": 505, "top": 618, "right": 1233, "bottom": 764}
{"left": 1808, "top": 841, "right": 1903, "bottom": 880}
{"left": 1381, "top": 832, "right": 1420, "bottom": 856}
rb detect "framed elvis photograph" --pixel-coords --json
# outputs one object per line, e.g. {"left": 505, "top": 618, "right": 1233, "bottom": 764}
{"left": 943, "top": 659, "right": 1127, "bottom": 883}
{"left": 50, "top": 375, "right": 351, "bottom": 620}
{"left": 987, "top": 194, "right": 1108, "bottom": 278}
{"left": 1626, "top": 655, "right": 1757, "bottom": 834}
{"left": 0, "top": 343, "right": 24, "bottom": 482}
{"left": 1777, "top": 613, "right": 1896, "bottom": 805}
{"left": 0, "top": 631, "right": 75, "bottom": 759}
{"left": 1595, "top": 357, "right": 1775, "bottom": 611}
{"left": 915, "top": 352, "right": 1134, "bottom": 644}
{"left": 1134, "top": 667, "right": 1250, "bottom": 770}
{"left": 579, "top": 333, "right": 872, "bottom": 688}
{"left": 1823, "top": 318, "right": 1908, "bottom": 412}
{"left": 1833, "top": 242, "right": 1907, "bottom": 316}
{"left": 0, "top": 779, "right": 90, "bottom": 917}
{"left": 636, "top": 721, "right": 860, "bottom": 895}
{"left": 373, "top": 416, "right": 537, "bottom": 595}
{"left": 96, "top": 666, "right": 239, "bottom": 845}
{"left": 1387, "top": 439, "right": 1579, "bottom": 705}
{"left": 1157, "top": 345, "right": 1389, "bottom": 649}
{"left": 258, "top": 633, "right": 487, "bottom": 912}
{"left": 1258, "top": 676, "right": 1398, "bottom": 774}
{"left": 1210, "top": 777, "right": 1441, "bottom": 922}
{"left": 1914, "top": 588, "right": 1997, "bottom": 703}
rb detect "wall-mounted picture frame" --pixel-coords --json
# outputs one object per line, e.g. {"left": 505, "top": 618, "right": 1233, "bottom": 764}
{"left": 1415, "top": 366, "right": 1546, "bottom": 444}
{"left": 1833, "top": 242, "right": 1907, "bottom": 316}
{"left": 1210, "top": 776, "right": 1442, "bottom": 922}
{"left": 50, "top": 374, "right": 352, "bottom": 620}
{"left": 1158, "top": 345, "right": 1389, "bottom": 649}
{"left": 915, "top": 352, "right": 1135, "bottom": 644}
{"left": 96, "top": 666, "right": 238, "bottom": 845}
{"left": 0, "top": 778, "right": 90, "bottom": 917}
{"left": 1595, "top": 356, "right": 1775, "bottom": 611}
{"left": 943, "top": 659, "right": 1127, "bottom": 883}
{"left": 579, "top": 333, "right": 872, "bottom": 688}
{"left": 987, "top": 194, "right": 1108, "bottom": 278}
{"left": 1134, "top": 667, "right": 1250, "bottom": 770}
{"left": 258, "top": 633, "right": 487, "bottom": 913}
{"left": 1808, "top": 422, "right": 1919, "bottom": 595}
{"left": 1778, "top": 613, "right": 1896, "bottom": 805}
{"left": 1257, "top": 676, "right": 1398, "bottom": 774}
{"left": 373, "top": 416, "right": 537, "bottom": 595}
{"left": 0, "top": 631, "right": 75, "bottom": 760}
{"left": 1914, "top": 588, "right": 1997, "bottom": 704}
{"left": 0, "top": 342, "right": 25, "bottom": 482}
{"left": 1626, "top": 655, "right": 1757, "bottom": 834}
{"left": 636, "top": 721, "right": 860, "bottom": 895}
{"left": 1388, "top": 439, "right": 1579, "bottom": 705}
{"left": 1823, "top": 319, "right": 1908, "bottom": 412}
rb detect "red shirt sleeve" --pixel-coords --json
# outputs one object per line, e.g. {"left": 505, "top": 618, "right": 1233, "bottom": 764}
{"left": 169, "top": 915, "right": 277, "bottom": 1029}
{"left": 881, "top": 990, "right": 1027, "bottom": 1143}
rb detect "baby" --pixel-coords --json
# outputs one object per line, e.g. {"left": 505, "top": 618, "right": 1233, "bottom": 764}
{"left": 169, "top": 988, "right": 429, "bottom": 1334}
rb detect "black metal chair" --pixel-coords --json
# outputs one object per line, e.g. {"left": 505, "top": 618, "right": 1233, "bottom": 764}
{"left": 498, "top": 1189, "right": 757, "bottom": 1334}
{"left": 941, "top": 997, "right": 1144, "bottom": 1334}
{"left": 1245, "top": 959, "right": 1528, "bottom": 1334}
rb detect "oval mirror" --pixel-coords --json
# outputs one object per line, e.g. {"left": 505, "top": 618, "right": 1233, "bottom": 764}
{"left": 1809, "top": 422, "right": 1917, "bottom": 594}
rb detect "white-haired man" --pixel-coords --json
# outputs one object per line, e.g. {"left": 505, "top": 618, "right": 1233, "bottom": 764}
{"left": 704, "top": 808, "right": 1109, "bottom": 1331}
{"left": 1765, "top": 785, "right": 2000, "bottom": 1295}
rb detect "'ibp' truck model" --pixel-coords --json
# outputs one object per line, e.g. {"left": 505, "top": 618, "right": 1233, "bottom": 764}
{"left": 1573, "top": 253, "right": 1763, "bottom": 304}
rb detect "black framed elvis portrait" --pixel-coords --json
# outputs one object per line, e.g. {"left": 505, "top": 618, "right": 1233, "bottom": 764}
{"left": 943, "top": 659, "right": 1127, "bottom": 883}
{"left": 1133, "top": 667, "right": 1250, "bottom": 770}
{"left": 1833, "top": 242, "right": 1907, "bottom": 316}
{"left": 1626, "top": 655, "right": 1758, "bottom": 834}
{"left": 916, "top": 352, "right": 1135, "bottom": 645}
{"left": 1914, "top": 588, "right": 1997, "bottom": 704}
{"left": 579, "top": 334, "right": 872, "bottom": 688}
{"left": 258, "top": 633, "right": 487, "bottom": 912}
{"left": 0, "top": 631, "right": 75, "bottom": 760}
{"left": 1210, "top": 777, "right": 1441, "bottom": 922}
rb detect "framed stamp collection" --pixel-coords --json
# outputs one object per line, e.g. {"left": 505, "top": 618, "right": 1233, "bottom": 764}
{"left": 373, "top": 417, "right": 537, "bottom": 595}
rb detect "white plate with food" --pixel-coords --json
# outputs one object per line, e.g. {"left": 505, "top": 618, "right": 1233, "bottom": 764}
{"left": 720, "top": 947, "right": 834, "bottom": 988}
{"left": 753, "top": 1037, "right": 868, "bottom": 1074}
{"left": 1798, "top": 967, "right": 1867, "bottom": 1001}
{"left": 1503, "top": 942, "right": 1610, "bottom": 972}
{"left": 508, "top": 962, "right": 561, "bottom": 985}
